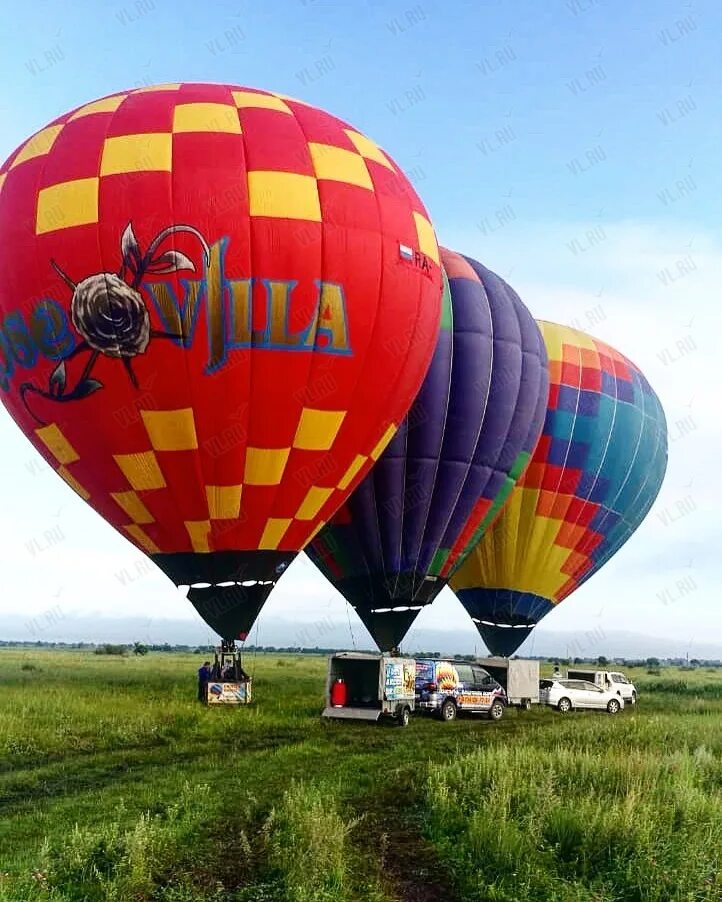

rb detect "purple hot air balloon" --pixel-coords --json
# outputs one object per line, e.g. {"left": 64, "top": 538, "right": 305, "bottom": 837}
{"left": 306, "top": 248, "right": 549, "bottom": 651}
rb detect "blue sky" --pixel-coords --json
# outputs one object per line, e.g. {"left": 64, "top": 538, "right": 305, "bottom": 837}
{"left": 0, "top": 0, "right": 718, "bottom": 653}
{"left": 4, "top": 0, "right": 721, "bottom": 230}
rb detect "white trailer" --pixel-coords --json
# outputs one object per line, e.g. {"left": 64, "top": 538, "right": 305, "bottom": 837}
{"left": 475, "top": 657, "right": 540, "bottom": 710}
{"left": 321, "top": 651, "right": 416, "bottom": 726}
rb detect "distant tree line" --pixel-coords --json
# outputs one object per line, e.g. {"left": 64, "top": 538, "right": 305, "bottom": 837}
{"left": 0, "top": 640, "right": 720, "bottom": 667}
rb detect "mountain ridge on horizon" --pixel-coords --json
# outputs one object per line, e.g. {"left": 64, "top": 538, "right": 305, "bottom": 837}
{"left": 1, "top": 613, "right": 719, "bottom": 661}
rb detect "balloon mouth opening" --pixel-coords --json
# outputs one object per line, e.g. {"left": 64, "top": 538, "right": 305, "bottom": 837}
{"left": 370, "top": 605, "right": 424, "bottom": 614}
{"left": 178, "top": 579, "right": 276, "bottom": 592}
{"left": 184, "top": 580, "right": 280, "bottom": 643}
{"left": 472, "top": 618, "right": 535, "bottom": 630}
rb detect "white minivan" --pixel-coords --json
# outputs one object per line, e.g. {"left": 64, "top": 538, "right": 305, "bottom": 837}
{"left": 567, "top": 669, "right": 638, "bottom": 705}
{"left": 540, "top": 678, "right": 625, "bottom": 714}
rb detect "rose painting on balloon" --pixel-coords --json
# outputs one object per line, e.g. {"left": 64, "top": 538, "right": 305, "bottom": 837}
{"left": 21, "top": 222, "right": 211, "bottom": 423}
{"left": 16, "top": 220, "right": 363, "bottom": 426}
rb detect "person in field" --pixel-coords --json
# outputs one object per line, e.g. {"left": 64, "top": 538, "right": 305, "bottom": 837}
{"left": 197, "top": 661, "right": 212, "bottom": 701}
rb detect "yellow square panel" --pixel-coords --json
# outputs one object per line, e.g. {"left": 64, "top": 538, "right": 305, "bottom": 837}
{"left": 133, "top": 83, "right": 181, "bottom": 93}
{"left": 343, "top": 130, "right": 394, "bottom": 170}
{"left": 206, "top": 484, "right": 242, "bottom": 519}
{"left": 111, "top": 491, "right": 154, "bottom": 525}
{"left": 57, "top": 465, "right": 90, "bottom": 501}
{"left": 36, "top": 177, "right": 99, "bottom": 235}
{"left": 69, "top": 95, "right": 127, "bottom": 121}
{"left": 296, "top": 486, "right": 334, "bottom": 521}
{"left": 124, "top": 524, "right": 160, "bottom": 554}
{"left": 259, "top": 518, "right": 291, "bottom": 550}
{"left": 173, "top": 103, "right": 241, "bottom": 134}
{"left": 309, "top": 143, "right": 373, "bottom": 191}
{"left": 413, "top": 211, "right": 440, "bottom": 265}
{"left": 370, "top": 423, "right": 397, "bottom": 461}
{"left": 35, "top": 423, "right": 79, "bottom": 465}
{"left": 100, "top": 133, "right": 172, "bottom": 176}
{"left": 337, "top": 454, "right": 366, "bottom": 491}
{"left": 248, "top": 171, "right": 321, "bottom": 221}
{"left": 244, "top": 447, "right": 290, "bottom": 485}
{"left": 232, "top": 91, "right": 292, "bottom": 114}
{"left": 293, "top": 408, "right": 346, "bottom": 451}
{"left": 141, "top": 408, "right": 198, "bottom": 452}
{"left": 114, "top": 451, "right": 166, "bottom": 491}
{"left": 540, "top": 322, "right": 597, "bottom": 360}
{"left": 186, "top": 520, "right": 211, "bottom": 553}
{"left": 11, "top": 125, "right": 63, "bottom": 168}
{"left": 539, "top": 325, "right": 562, "bottom": 362}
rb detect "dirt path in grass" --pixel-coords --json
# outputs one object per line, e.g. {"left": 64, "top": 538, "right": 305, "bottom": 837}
{"left": 379, "top": 823, "right": 453, "bottom": 902}
{"left": 352, "top": 771, "right": 456, "bottom": 902}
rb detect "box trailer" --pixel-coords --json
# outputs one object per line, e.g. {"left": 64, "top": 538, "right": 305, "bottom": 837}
{"left": 321, "top": 652, "right": 416, "bottom": 726}
{"left": 475, "top": 657, "right": 540, "bottom": 709}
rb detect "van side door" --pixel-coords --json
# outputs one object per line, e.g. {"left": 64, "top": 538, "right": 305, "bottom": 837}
{"left": 465, "top": 665, "right": 495, "bottom": 711}
{"left": 453, "top": 664, "right": 476, "bottom": 710}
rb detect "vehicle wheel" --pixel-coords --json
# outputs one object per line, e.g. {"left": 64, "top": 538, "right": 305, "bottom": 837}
{"left": 489, "top": 701, "right": 504, "bottom": 721}
{"left": 631, "top": 691, "right": 637, "bottom": 706}
{"left": 607, "top": 698, "right": 621, "bottom": 715}
{"left": 520, "top": 698, "right": 532, "bottom": 712}
{"left": 439, "top": 699, "right": 457, "bottom": 722}
{"left": 557, "top": 697, "right": 572, "bottom": 714}
{"left": 397, "top": 706, "right": 410, "bottom": 727}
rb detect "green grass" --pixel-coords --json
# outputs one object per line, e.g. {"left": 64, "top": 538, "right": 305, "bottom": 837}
{"left": 0, "top": 650, "right": 720, "bottom": 901}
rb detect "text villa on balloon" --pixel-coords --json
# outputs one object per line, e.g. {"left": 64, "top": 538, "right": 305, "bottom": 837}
{"left": 0, "top": 237, "right": 353, "bottom": 392}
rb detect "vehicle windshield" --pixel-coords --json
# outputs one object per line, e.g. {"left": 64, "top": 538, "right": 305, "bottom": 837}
{"left": 539, "top": 679, "right": 553, "bottom": 689}
{"left": 610, "top": 673, "right": 628, "bottom": 683}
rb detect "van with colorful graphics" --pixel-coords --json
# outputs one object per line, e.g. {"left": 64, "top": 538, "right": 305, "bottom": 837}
{"left": 415, "top": 659, "right": 506, "bottom": 722}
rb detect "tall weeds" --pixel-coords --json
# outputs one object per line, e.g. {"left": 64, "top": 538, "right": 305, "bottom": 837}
{"left": 260, "top": 781, "right": 357, "bottom": 902}
{"left": 425, "top": 728, "right": 722, "bottom": 901}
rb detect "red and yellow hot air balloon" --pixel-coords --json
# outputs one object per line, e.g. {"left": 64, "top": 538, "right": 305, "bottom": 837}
{"left": 0, "top": 83, "right": 442, "bottom": 639}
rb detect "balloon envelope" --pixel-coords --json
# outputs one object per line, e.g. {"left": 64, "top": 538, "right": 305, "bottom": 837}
{"left": 450, "top": 321, "right": 668, "bottom": 656}
{"left": 307, "top": 249, "right": 549, "bottom": 650}
{"left": 0, "top": 83, "right": 442, "bottom": 639}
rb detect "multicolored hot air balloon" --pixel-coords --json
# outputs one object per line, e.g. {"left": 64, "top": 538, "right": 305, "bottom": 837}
{"left": 0, "top": 83, "right": 443, "bottom": 640}
{"left": 451, "top": 321, "right": 668, "bottom": 656}
{"left": 307, "top": 249, "right": 549, "bottom": 650}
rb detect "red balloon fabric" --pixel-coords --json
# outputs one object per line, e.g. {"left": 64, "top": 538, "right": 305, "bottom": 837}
{"left": 0, "top": 83, "right": 442, "bottom": 637}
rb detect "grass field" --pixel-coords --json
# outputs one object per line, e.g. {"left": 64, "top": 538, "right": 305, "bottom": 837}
{"left": 0, "top": 650, "right": 720, "bottom": 901}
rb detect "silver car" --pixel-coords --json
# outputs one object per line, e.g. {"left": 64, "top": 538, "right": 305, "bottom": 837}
{"left": 539, "top": 678, "right": 625, "bottom": 714}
